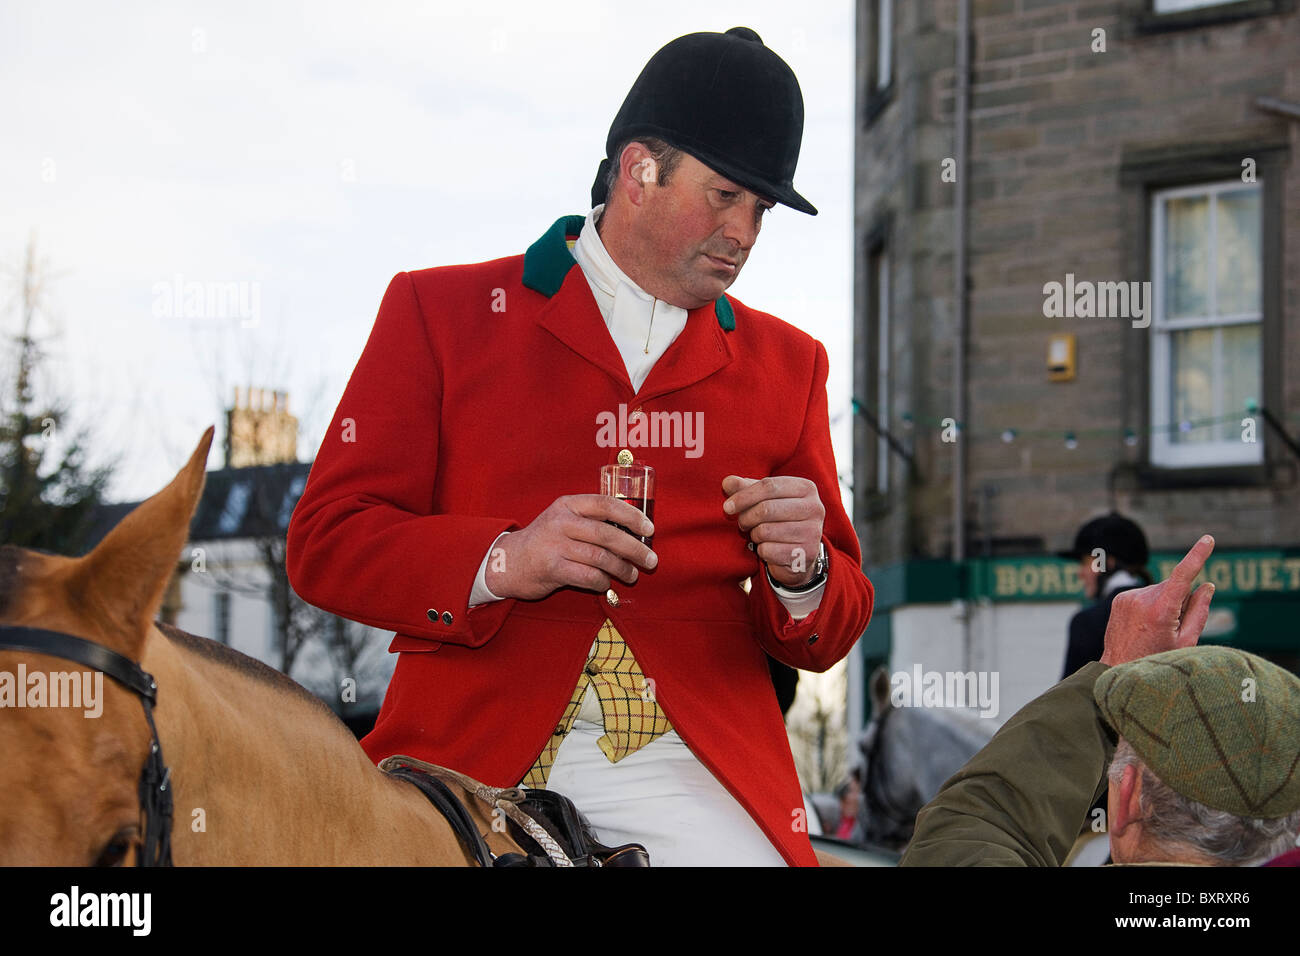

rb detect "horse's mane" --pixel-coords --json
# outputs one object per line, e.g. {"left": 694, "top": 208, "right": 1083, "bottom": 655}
{"left": 154, "top": 620, "right": 344, "bottom": 724}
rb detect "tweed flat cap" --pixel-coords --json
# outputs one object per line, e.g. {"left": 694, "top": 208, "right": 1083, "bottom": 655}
{"left": 1095, "top": 646, "right": 1300, "bottom": 819}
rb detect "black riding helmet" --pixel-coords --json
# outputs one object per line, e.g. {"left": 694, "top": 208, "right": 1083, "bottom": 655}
{"left": 1059, "top": 512, "right": 1149, "bottom": 569}
{"left": 591, "top": 27, "right": 816, "bottom": 215}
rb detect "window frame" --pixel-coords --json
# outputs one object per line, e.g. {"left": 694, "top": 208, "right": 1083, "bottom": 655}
{"left": 1149, "top": 178, "right": 1264, "bottom": 469}
{"left": 1154, "top": 0, "right": 1248, "bottom": 12}
{"left": 871, "top": 244, "right": 892, "bottom": 494}
{"left": 1135, "top": 0, "right": 1293, "bottom": 34}
{"left": 1117, "top": 138, "right": 1286, "bottom": 490}
{"left": 862, "top": 0, "right": 895, "bottom": 125}
{"left": 856, "top": 215, "right": 894, "bottom": 520}
{"left": 213, "top": 590, "right": 231, "bottom": 646}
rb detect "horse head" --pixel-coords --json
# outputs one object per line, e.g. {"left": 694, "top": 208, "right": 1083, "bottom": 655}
{"left": 0, "top": 428, "right": 212, "bottom": 865}
{"left": 857, "top": 664, "right": 998, "bottom": 851}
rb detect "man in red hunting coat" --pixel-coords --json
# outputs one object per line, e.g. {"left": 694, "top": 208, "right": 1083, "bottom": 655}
{"left": 287, "top": 27, "right": 874, "bottom": 866}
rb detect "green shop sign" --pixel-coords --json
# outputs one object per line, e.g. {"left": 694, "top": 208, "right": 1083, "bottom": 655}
{"left": 970, "top": 551, "right": 1300, "bottom": 602}
{"left": 864, "top": 550, "right": 1300, "bottom": 653}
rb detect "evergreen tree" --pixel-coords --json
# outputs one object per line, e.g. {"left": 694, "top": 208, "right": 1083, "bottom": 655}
{"left": 0, "top": 237, "right": 111, "bottom": 553}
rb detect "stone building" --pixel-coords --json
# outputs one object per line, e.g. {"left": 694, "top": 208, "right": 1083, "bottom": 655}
{"left": 850, "top": 0, "right": 1300, "bottom": 730}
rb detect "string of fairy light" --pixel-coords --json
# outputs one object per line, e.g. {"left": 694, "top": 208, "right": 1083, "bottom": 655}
{"left": 849, "top": 399, "right": 1275, "bottom": 449}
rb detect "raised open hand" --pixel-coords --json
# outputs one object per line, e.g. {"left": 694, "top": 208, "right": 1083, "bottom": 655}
{"left": 1100, "top": 534, "right": 1216, "bottom": 667}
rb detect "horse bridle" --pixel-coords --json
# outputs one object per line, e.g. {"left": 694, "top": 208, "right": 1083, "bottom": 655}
{"left": 0, "top": 625, "right": 174, "bottom": 867}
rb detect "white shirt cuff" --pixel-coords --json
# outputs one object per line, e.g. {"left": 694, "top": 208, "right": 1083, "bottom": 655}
{"left": 469, "top": 532, "right": 511, "bottom": 607}
{"left": 768, "top": 570, "right": 826, "bottom": 622}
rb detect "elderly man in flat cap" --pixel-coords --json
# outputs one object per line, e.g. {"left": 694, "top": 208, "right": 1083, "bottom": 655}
{"left": 288, "top": 28, "right": 873, "bottom": 866}
{"left": 902, "top": 535, "right": 1300, "bottom": 866}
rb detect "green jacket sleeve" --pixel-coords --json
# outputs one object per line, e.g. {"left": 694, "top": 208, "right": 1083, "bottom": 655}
{"left": 899, "top": 661, "right": 1117, "bottom": 866}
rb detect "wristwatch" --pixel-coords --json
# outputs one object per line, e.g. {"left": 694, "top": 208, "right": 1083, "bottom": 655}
{"left": 770, "top": 541, "right": 828, "bottom": 593}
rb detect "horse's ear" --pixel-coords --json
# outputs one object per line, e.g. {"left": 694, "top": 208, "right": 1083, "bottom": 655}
{"left": 869, "top": 665, "right": 893, "bottom": 719}
{"left": 71, "top": 427, "right": 214, "bottom": 657}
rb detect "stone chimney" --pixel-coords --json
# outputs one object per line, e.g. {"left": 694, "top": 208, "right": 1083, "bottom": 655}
{"left": 225, "top": 386, "right": 299, "bottom": 468}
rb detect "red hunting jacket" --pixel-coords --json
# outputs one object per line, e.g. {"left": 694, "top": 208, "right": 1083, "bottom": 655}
{"left": 286, "top": 215, "right": 875, "bottom": 866}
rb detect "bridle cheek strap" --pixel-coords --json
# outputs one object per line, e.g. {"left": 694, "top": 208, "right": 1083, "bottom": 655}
{"left": 137, "top": 695, "right": 174, "bottom": 866}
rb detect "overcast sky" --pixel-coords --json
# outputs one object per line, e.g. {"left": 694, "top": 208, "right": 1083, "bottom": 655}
{"left": 2, "top": 1, "right": 857, "bottom": 505}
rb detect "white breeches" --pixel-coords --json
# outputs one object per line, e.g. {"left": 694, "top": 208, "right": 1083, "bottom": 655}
{"left": 544, "top": 689, "right": 788, "bottom": 867}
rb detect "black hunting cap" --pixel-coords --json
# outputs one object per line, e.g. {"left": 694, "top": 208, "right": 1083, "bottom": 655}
{"left": 591, "top": 26, "right": 817, "bottom": 215}
{"left": 1059, "top": 512, "right": 1149, "bottom": 567}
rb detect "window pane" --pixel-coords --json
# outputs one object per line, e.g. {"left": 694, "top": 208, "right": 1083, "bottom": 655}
{"left": 1220, "top": 323, "right": 1260, "bottom": 442}
{"left": 214, "top": 592, "right": 231, "bottom": 645}
{"left": 1215, "top": 188, "right": 1261, "bottom": 316}
{"left": 876, "top": 0, "right": 892, "bottom": 89}
{"left": 876, "top": 252, "right": 890, "bottom": 494}
{"left": 1163, "top": 195, "right": 1209, "bottom": 319}
{"left": 1169, "top": 327, "right": 1215, "bottom": 444}
{"left": 1155, "top": 0, "right": 1248, "bottom": 11}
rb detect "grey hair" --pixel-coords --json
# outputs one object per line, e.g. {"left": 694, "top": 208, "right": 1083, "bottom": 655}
{"left": 604, "top": 137, "right": 684, "bottom": 199}
{"left": 1108, "top": 738, "right": 1300, "bottom": 865}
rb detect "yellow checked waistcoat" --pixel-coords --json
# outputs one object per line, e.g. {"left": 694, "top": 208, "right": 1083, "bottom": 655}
{"left": 521, "top": 619, "right": 672, "bottom": 788}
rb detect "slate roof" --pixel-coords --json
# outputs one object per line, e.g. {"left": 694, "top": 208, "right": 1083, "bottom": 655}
{"left": 188, "top": 461, "right": 312, "bottom": 541}
{"left": 89, "top": 461, "right": 313, "bottom": 546}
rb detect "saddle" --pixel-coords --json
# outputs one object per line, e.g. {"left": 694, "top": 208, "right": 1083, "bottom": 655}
{"left": 378, "top": 755, "right": 650, "bottom": 867}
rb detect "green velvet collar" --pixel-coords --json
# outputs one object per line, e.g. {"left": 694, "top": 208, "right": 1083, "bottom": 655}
{"left": 522, "top": 215, "right": 736, "bottom": 332}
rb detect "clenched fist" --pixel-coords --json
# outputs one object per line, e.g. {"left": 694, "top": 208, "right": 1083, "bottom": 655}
{"left": 722, "top": 475, "right": 825, "bottom": 589}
